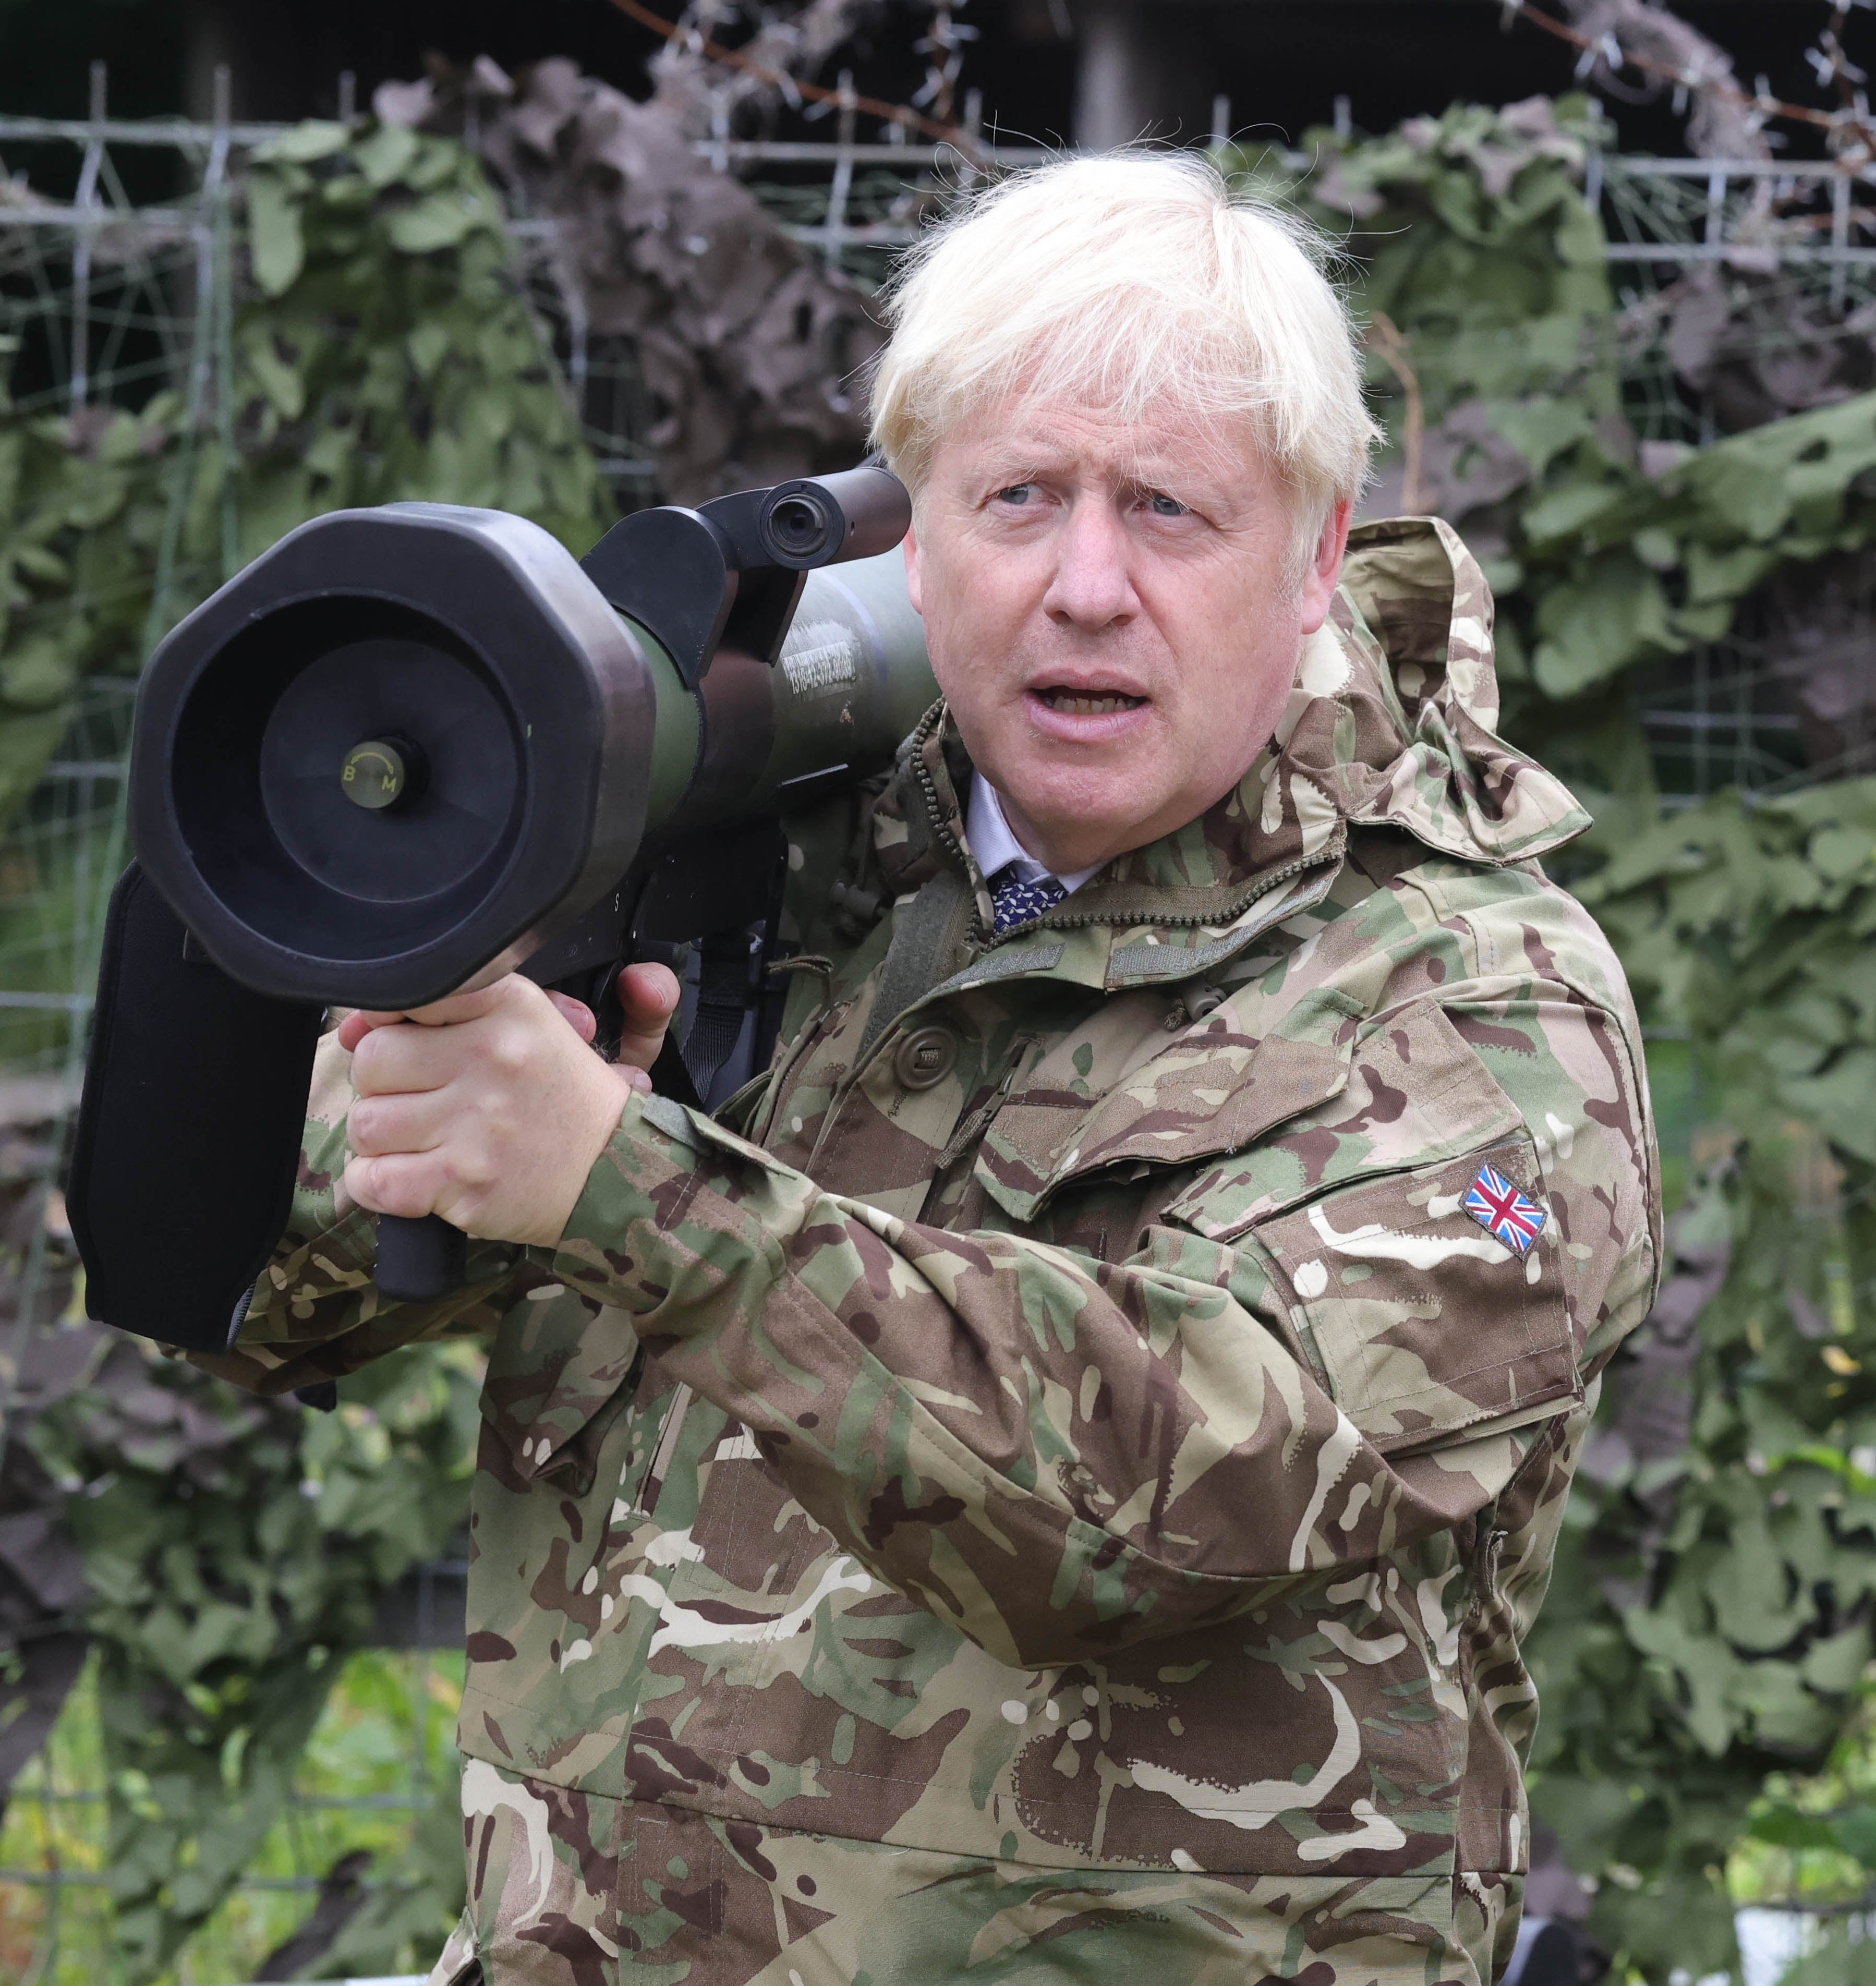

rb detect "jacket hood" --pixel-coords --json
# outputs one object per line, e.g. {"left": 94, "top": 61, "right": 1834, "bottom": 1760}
{"left": 1292, "top": 516, "right": 1589, "bottom": 865}
{"left": 873, "top": 516, "right": 1590, "bottom": 958}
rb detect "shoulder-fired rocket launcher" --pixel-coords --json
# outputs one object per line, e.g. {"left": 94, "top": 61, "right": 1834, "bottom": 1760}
{"left": 69, "top": 469, "right": 934, "bottom": 1349}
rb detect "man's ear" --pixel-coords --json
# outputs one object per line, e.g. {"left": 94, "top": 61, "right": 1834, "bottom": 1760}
{"left": 1298, "top": 499, "right": 1353, "bottom": 636}
{"left": 902, "top": 523, "right": 924, "bottom": 617}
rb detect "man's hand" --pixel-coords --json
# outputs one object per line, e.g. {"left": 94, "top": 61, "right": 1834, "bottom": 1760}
{"left": 339, "top": 963, "right": 682, "bottom": 1249}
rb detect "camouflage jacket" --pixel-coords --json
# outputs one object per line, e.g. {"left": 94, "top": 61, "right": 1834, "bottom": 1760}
{"left": 198, "top": 519, "right": 1660, "bottom": 1986}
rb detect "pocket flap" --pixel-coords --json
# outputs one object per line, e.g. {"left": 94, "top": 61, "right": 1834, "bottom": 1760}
{"left": 1251, "top": 1131, "right": 1579, "bottom": 1454}
{"left": 974, "top": 987, "right": 1362, "bottom": 1223}
{"left": 1165, "top": 1000, "right": 1523, "bottom": 1242}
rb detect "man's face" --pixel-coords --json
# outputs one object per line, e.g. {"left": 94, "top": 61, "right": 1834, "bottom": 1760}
{"left": 903, "top": 395, "right": 1350, "bottom": 877}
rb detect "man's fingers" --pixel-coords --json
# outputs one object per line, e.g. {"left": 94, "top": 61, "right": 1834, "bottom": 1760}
{"left": 344, "top": 1150, "right": 445, "bottom": 1222}
{"left": 546, "top": 991, "right": 598, "bottom": 1045}
{"left": 346, "top": 1087, "right": 451, "bottom": 1160}
{"left": 337, "top": 1007, "right": 394, "bottom": 1053}
{"left": 338, "top": 982, "right": 509, "bottom": 1053}
{"left": 618, "top": 962, "right": 682, "bottom": 1027}
{"left": 350, "top": 1017, "right": 475, "bottom": 1097}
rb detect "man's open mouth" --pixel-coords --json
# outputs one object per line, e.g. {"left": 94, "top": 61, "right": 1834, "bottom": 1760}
{"left": 1036, "top": 689, "right": 1147, "bottom": 716}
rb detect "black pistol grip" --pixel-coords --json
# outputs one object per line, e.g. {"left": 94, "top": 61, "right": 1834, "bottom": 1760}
{"left": 374, "top": 1212, "right": 467, "bottom": 1302}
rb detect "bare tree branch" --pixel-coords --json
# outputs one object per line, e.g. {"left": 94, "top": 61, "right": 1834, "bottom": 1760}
{"left": 1552, "top": 0, "right": 1771, "bottom": 158}
{"left": 649, "top": 0, "right": 887, "bottom": 136}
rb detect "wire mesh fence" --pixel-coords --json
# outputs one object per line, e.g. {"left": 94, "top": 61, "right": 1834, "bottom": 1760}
{"left": 3, "top": 63, "right": 1874, "bottom": 1983}
{"left": 1590, "top": 145, "right": 1876, "bottom": 808}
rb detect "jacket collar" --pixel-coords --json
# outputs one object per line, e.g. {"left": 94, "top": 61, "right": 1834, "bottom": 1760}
{"left": 870, "top": 517, "right": 1590, "bottom": 988}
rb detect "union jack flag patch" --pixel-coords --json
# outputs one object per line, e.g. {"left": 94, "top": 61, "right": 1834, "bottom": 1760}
{"left": 1463, "top": 1165, "right": 1546, "bottom": 1254}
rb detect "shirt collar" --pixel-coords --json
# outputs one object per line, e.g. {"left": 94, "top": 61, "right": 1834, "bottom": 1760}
{"left": 965, "top": 773, "right": 1104, "bottom": 896}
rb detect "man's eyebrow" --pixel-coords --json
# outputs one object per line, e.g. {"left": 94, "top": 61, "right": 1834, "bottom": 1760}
{"left": 974, "top": 451, "right": 1196, "bottom": 486}
{"left": 971, "top": 449, "right": 1056, "bottom": 481}
{"left": 962, "top": 437, "right": 1241, "bottom": 501}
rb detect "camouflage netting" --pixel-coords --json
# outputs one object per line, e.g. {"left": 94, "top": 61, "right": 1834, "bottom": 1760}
{"left": 373, "top": 49, "right": 885, "bottom": 503}
{"left": 4, "top": 25, "right": 1876, "bottom": 1977}
{"left": 1226, "top": 94, "right": 1876, "bottom": 1975}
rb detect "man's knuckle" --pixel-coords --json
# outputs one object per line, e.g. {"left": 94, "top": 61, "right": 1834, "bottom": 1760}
{"left": 486, "top": 1026, "right": 530, "bottom": 1076}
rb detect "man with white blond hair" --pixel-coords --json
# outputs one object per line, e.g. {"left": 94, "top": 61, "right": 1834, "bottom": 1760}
{"left": 200, "top": 154, "right": 1659, "bottom": 1985}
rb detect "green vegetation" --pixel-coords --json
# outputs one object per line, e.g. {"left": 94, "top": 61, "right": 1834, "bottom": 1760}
{"left": 24, "top": 1339, "right": 481, "bottom": 1979}
{"left": 1226, "top": 102, "right": 1876, "bottom": 1975}
{"left": 0, "top": 1646, "right": 467, "bottom": 1984}
{"left": 0, "top": 116, "right": 609, "bottom": 841}
{"left": 0, "top": 113, "right": 608, "bottom": 1981}
{"left": 1547, "top": 782, "right": 1876, "bottom": 1975}
{"left": 4, "top": 103, "right": 1876, "bottom": 1980}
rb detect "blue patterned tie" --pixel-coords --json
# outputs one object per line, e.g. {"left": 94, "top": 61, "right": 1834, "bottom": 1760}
{"left": 991, "top": 871, "right": 1067, "bottom": 935}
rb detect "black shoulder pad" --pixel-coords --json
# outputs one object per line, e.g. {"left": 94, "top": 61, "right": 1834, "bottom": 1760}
{"left": 68, "top": 864, "right": 323, "bottom": 1354}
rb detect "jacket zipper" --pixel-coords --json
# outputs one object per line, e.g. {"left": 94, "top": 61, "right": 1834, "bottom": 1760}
{"left": 937, "top": 1034, "right": 1042, "bottom": 1169}
{"left": 907, "top": 709, "right": 993, "bottom": 945}
{"left": 990, "top": 826, "right": 1350, "bottom": 956}
{"left": 907, "top": 703, "right": 1350, "bottom": 955}
{"left": 632, "top": 1381, "right": 694, "bottom": 1524}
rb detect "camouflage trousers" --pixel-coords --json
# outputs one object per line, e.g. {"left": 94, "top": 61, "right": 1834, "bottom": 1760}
{"left": 428, "top": 1760, "right": 1521, "bottom": 1985}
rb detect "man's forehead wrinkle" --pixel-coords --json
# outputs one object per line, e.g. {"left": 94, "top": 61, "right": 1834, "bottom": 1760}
{"left": 961, "top": 405, "right": 1266, "bottom": 505}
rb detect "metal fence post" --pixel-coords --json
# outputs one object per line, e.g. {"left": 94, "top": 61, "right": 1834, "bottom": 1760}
{"left": 823, "top": 71, "right": 857, "bottom": 272}
{"left": 67, "top": 62, "right": 106, "bottom": 410}
{"left": 1832, "top": 166, "right": 1852, "bottom": 313}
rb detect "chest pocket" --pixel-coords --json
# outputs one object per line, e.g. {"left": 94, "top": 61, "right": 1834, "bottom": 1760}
{"left": 972, "top": 985, "right": 1363, "bottom": 1224}
{"left": 1167, "top": 1000, "right": 1580, "bottom": 1455}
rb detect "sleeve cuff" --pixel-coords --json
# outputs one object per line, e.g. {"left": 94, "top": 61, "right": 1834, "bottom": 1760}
{"left": 549, "top": 1091, "right": 713, "bottom": 1315}
{"left": 547, "top": 1088, "right": 800, "bottom": 1321}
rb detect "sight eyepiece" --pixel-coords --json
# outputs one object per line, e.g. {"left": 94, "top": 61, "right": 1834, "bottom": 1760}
{"left": 763, "top": 490, "right": 836, "bottom": 563}
{"left": 756, "top": 465, "right": 912, "bottom": 571}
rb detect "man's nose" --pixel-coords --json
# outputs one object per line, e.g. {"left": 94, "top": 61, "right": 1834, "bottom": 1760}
{"left": 1040, "top": 499, "right": 1138, "bottom": 632}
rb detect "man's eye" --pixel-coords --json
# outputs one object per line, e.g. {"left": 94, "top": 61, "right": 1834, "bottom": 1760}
{"left": 1146, "top": 492, "right": 1189, "bottom": 517}
{"left": 995, "top": 483, "right": 1036, "bottom": 505}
